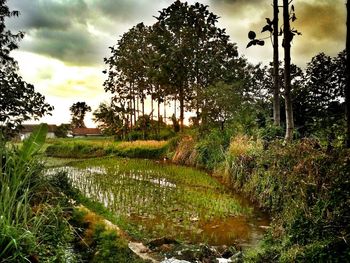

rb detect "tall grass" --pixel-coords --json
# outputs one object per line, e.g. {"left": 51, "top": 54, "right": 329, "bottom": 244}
{"left": 0, "top": 125, "right": 48, "bottom": 261}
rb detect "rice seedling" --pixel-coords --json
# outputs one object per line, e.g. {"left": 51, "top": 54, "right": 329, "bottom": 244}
{"left": 50, "top": 157, "right": 269, "bottom": 246}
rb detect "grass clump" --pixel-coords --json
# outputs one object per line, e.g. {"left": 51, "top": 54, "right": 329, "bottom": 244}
{"left": 70, "top": 208, "right": 146, "bottom": 263}
{"left": 0, "top": 125, "right": 77, "bottom": 262}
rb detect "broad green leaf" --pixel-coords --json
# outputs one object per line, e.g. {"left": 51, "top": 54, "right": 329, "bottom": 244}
{"left": 19, "top": 123, "right": 48, "bottom": 160}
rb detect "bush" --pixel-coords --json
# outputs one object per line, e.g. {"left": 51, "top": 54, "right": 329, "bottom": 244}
{"left": 195, "top": 129, "right": 231, "bottom": 170}
{"left": 223, "top": 138, "right": 350, "bottom": 261}
{"left": 46, "top": 142, "right": 106, "bottom": 158}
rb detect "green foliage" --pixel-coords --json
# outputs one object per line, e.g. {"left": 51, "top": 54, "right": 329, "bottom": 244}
{"left": 20, "top": 123, "right": 48, "bottom": 160}
{"left": 195, "top": 129, "right": 231, "bottom": 170}
{"left": 223, "top": 138, "right": 350, "bottom": 261}
{"left": 0, "top": 124, "right": 48, "bottom": 261}
{"left": 46, "top": 141, "right": 107, "bottom": 158}
{"left": 93, "top": 101, "right": 124, "bottom": 136}
{"left": 293, "top": 51, "right": 345, "bottom": 140}
{"left": 70, "top": 209, "right": 145, "bottom": 263}
{"left": 0, "top": 2, "right": 52, "bottom": 139}
{"left": 70, "top": 101, "right": 92, "bottom": 129}
{"left": 258, "top": 123, "right": 285, "bottom": 141}
{"left": 54, "top": 123, "right": 70, "bottom": 138}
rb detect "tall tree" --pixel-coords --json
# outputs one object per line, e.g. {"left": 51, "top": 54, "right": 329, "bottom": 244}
{"left": 283, "top": 0, "right": 293, "bottom": 142}
{"left": 247, "top": 1, "right": 280, "bottom": 126}
{"left": 293, "top": 53, "right": 343, "bottom": 137}
{"left": 70, "top": 102, "right": 91, "bottom": 129}
{"left": 272, "top": 0, "right": 280, "bottom": 126}
{"left": 346, "top": 0, "right": 350, "bottom": 147}
{"left": 155, "top": 0, "right": 239, "bottom": 130}
{"left": 0, "top": 0, "right": 52, "bottom": 139}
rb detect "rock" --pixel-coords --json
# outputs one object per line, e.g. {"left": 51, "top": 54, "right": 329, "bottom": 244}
{"left": 216, "top": 258, "right": 233, "bottom": 263}
{"left": 190, "top": 216, "right": 199, "bottom": 222}
{"left": 155, "top": 244, "right": 176, "bottom": 253}
{"left": 128, "top": 242, "right": 159, "bottom": 263}
{"left": 148, "top": 237, "right": 179, "bottom": 249}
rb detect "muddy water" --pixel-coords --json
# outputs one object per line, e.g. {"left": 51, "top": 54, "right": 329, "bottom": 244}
{"left": 47, "top": 158, "right": 270, "bottom": 248}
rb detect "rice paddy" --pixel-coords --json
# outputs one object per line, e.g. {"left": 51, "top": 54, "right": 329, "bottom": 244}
{"left": 48, "top": 157, "right": 269, "bottom": 247}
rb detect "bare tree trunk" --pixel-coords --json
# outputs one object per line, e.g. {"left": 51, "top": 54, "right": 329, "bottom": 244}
{"left": 174, "top": 94, "right": 177, "bottom": 118}
{"left": 136, "top": 96, "right": 139, "bottom": 121}
{"left": 158, "top": 97, "right": 161, "bottom": 136}
{"left": 133, "top": 96, "right": 136, "bottom": 128}
{"left": 346, "top": 0, "right": 350, "bottom": 147}
{"left": 283, "top": 0, "right": 294, "bottom": 143}
{"left": 151, "top": 94, "right": 154, "bottom": 120}
{"left": 129, "top": 100, "right": 133, "bottom": 130}
{"left": 179, "top": 86, "right": 184, "bottom": 131}
{"left": 164, "top": 97, "right": 167, "bottom": 125}
{"left": 273, "top": 0, "right": 281, "bottom": 126}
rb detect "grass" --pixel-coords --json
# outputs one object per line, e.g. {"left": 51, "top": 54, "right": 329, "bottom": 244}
{"left": 0, "top": 125, "right": 78, "bottom": 262}
{"left": 70, "top": 207, "right": 147, "bottom": 263}
{"left": 45, "top": 139, "right": 169, "bottom": 159}
{"left": 221, "top": 137, "right": 350, "bottom": 262}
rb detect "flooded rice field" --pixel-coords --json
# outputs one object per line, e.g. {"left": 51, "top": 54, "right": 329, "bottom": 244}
{"left": 47, "top": 157, "right": 269, "bottom": 247}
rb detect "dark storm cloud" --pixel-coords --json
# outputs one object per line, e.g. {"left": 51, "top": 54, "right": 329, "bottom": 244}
{"left": 6, "top": 0, "right": 347, "bottom": 67}
{"left": 7, "top": 0, "right": 158, "bottom": 66}
{"left": 8, "top": 0, "right": 89, "bottom": 31}
{"left": 294, "top": 1, "right": 345, "bottom": 43}
{"left": 292, "top": 0, "right": 346, "bottom": 65}
{"left": 21, "top": 27, "right": 104, "bottom": 66}
{"left": 92, "top": 0, "right": 152, "bottom": 22}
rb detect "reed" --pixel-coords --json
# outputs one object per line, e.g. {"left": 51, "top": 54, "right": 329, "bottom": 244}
{"left": 0, "top": 124, "right": 47, "bottom": 261}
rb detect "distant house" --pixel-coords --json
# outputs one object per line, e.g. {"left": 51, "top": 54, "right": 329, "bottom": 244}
{"left": 20, "top": 124, "right": 57, "bottom": 140}
{"left": 71, "top": 128, "right": 102, "bottom": 137}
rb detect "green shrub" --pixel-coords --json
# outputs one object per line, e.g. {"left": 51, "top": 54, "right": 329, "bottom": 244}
{"left": 225, "top": 138, "right": 350, "bottom": 261}
{"left": 195, "top": 129, "right": 231, "bottom": 170}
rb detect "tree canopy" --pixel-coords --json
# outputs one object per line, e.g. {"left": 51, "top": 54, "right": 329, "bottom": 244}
{"left": 0, "top": 1, "right": 52, "bottom": 138}
{"left": 70, "top": 101, "right": 91, "bottom": 129}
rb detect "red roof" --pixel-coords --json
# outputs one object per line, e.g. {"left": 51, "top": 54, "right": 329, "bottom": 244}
{"left": 72, "top": 128, "right": 102, "bottom": 136}
{"left": 21, "top": 124, "right": 57, "bottom": 133}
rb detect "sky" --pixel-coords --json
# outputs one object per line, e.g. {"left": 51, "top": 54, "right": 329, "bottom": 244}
{"left": 6, "top": 0, "right": 347, "bottom": 127}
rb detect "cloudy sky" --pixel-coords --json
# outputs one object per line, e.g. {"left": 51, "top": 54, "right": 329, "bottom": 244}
{"left": 7, "top": 0, "right": 346, "bottom": 126}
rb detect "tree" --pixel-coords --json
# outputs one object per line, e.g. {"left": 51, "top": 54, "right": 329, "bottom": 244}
{"left": 283, "top": 0, "right": 293, "bottom": 142}
{"left": 201, "top": 81, "right": 243, "bottom": 131}
{"left": 293, "top": 52, "right": 345, "bottom": 140}
{"left": 54, "top": 124, "right": 70, "bottom": 138}
{"left": 346, "top": 0, "right": 350, "bottom": 147}
{"left": 154, "top": 0, "right": 240, "bottom": 130}
{"left": 93, "top": 101, "right": 123, "bottom": 136}
{"left": 272, "top": 0, "right": 280, "bottom": 126}
{"left": 247, "top": 0, "right": 280, "bottom": 126}
{"left": 0, "top": 1, "right": 52, "bottom": 139}
{"left": 248, "top": 0, "right": 300, "bottom": 141}
{"left": 69, "top": 102, "right": 91, "bottom": 129}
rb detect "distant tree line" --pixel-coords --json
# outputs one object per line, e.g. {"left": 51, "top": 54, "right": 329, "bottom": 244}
{"left": 99, "top": 0, "right": 347, "bottom": 145}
